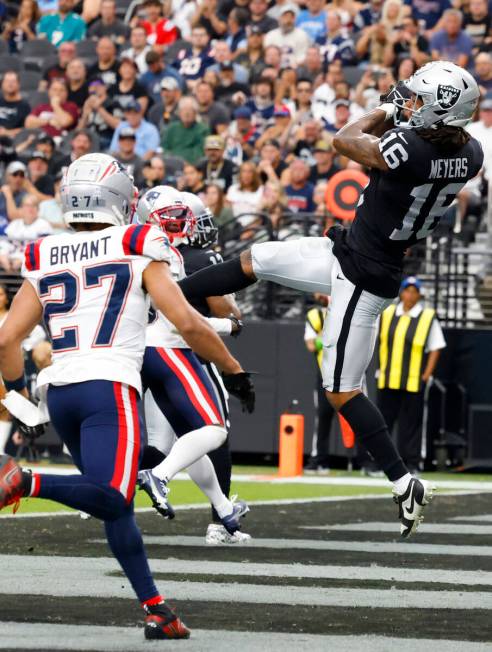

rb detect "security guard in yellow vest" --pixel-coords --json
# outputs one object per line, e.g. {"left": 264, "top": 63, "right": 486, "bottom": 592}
{"left": 304, "top": 294, "right": 335, "bottom": 472}
{"left": 376, "top": 276, "right": 446, "bottom": 474}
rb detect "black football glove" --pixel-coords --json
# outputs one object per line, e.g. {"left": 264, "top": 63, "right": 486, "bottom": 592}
{"left": 12, "top": 417, "right": 45, "bottom": 441}
{"left": 229, "top": 315, "right": 243, "bottom": 338}
{"left": 379, "top": 80, "right": 412, "bottom": 104}
{"left": 222, "top": 372, "right": 255, "bottom": 413}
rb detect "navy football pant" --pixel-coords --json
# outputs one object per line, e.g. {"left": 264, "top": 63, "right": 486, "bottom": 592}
{"left": 30, "top": 380, "right": 160, "bottom": 604}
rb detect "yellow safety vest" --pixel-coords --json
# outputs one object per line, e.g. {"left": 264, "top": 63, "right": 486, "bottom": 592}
{"left": 306, "top": 307, "right": 326, "bottom": 370}
{"left": 378, "top": 304, "right": 435, "bottom": 393}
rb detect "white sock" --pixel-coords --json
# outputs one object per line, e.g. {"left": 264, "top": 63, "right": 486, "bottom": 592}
{"left": 0, "top": 421, "right": 11, "bottom": 455}
{"left": 153, "top": 425, "right": 227, "bottom": 483}
{"left": 392, "top": 473, "right": 413, "bottom": 496}
{"left": 186, "top": 454, "right": 233, "bottom": 518}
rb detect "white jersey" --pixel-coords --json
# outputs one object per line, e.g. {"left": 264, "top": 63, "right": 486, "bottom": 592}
{"left": 145, "top": 245, "right": 188, "bottom": 349}
{"left": 23, "top": 223, "right": 171, "bottom": 394}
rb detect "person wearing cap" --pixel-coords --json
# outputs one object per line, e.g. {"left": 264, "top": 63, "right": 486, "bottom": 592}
{"left": 309, "top": 140, "right": 340, "bottom": 183}
{"left": 225, "top": 106, "right": 259, "bottom": 162}
{"left": 110, "top": 57, "right": 149, "bottom": 119}
{"left": 88, "top": 0, "right": 130, "bottom": 45}
{"left": 25, "top": 78, "right": 79, "bottom": 138}
{"left": 161, "top": 96, "right": 210, "bottom": 164}
{"left": 214, "top": 61, "right": 251, "bottom": 108}
{"left": 210, "top": 41, "right": 249, "bottom": 85}
{"left": 139, "top": 50, "right": 184, "bottom": 104}
{"left": 236, "top": 26, "right": 266, "bottom": 77}
{"left": 374, "top": 278, "right": 446, "bottom": 474}
{"left": 264, "top": 3, "right": 312, "bottom": 65}
{"left": 250, "top": 0, "right": 278, "bottom": 33}
{"left": 26, "top": 150, "right": 55, "bottom": 201}
{"left": 0, "top": 161, "right": 27, "bottom": 234}
{"left": 324, "top": 98, "right": 351, "bottom": 133}
{"left": 79, "top": 78, "right": 119, "bottom": 151}
{"left": 0, "top": 72, "right": 31, "bottom": 139}
{"left": 109, "top": 100, "right": 160, "bottom": 160}
{"left": 147, "top": 77, "right": 182, "bottom": 131}
{"left": 112, "top": 127, "right": 145, "bottom": 187}
{"left": 255, "top": 104, "right": 293, "bottom": 151}
{"left": 197, "top": 134, "right": 236, "bottom": 191}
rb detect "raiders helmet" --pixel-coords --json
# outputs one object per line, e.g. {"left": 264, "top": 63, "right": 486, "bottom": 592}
{"left": 393, "top": 60, "right": 479, "bottom": 130}
{"left": 61, "top": 153, "right": 136, "bottom": 227}
{"left": 137, "top": 185, "right": 195, "bottom": 243}
{"left": 180, "top": 192, "right": 218, "bottom": 248}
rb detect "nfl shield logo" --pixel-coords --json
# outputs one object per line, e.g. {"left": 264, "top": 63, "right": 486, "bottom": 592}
{"left": 437, "top": 84, "right": 461, "bottom": 109}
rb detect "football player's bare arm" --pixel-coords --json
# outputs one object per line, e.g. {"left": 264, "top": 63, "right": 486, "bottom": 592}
{"left": 143, "top": 261, "right": 243, "bottom": 375}
{"left": 0, "top": 281, "right": 43, "bottom": 389}
{"left": 333, "top": 108, "right": 391, "bottom": 171}
{"left": 206, "top": 294, "right": 241, "bottom": 319}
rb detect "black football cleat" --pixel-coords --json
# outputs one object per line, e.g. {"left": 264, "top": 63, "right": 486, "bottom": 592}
{"left": 393, "top": 477, "right": 436, "bottom": 538}
{"left": 0, "top": 455, "right": 26, "bottom": 513}
{"left": 144, "top": 602, "right": 191, "bottom": 640}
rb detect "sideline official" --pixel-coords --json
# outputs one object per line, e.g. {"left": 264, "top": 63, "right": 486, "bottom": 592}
{"left": 377, "top": 277, "right": 446, "bottom": 474}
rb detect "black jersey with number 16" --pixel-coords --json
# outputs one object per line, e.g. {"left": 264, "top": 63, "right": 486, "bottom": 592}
{"left": 330, "top": 127, "right": 483, "bottom": 298}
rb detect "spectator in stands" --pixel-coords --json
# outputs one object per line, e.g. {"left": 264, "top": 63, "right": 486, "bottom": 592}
{"left": 463, "top": 0, "right": 491, "bottom": 52}
{"left": 137, "top": 0, "right": 178, "bottom": 53}
{"left": 198, "top": 134, "right": 235, "bottom": 191}
{"left": 66, "top": 58, "right": 89, "bottom": 106}
{"left": 35, "top": 134, "right": 60, "bottom": 177}
{"left": 467, "top": 93, "right": 492, "bottom": 181}
{"left": 430, "top": 9, "right": 473, "bottom": 67}
{"left": 88, "top": 0, "right": 130, "bottom": 44}
{"left": 236, "top": 26, "right": 265, "bottom": 78}
{"left": 78, "top": 78, "right": 118, "bottom": 150}
{"left": 110, "top": 58, "right": 149, "bottom": 119}
{"left": 0, "top": 161, "right": 27, "bottom": 234}
{"left": 297, "top": 45, "right": 323, "bottom": 83}
{"left": 325, "top": 98, "right": 351, "bottom": 133}
{"left": 264, "top": 4, "right": 312, "bottom": 65}
{"left": 380, "top": 0, "right": 408, "bottom": 32}
{"left": 25, "top": 78, "right": 79, "bottom": 137}
{"left": 255, "top": 104, "right": 293, "bottom": 151}
{"left": 319, "top": 11, "right": 356, "bottom": 65}
{"left": 110, "top": 100, "right": 159, "bottom": 160}
{"left": 88, "top": 36, "right": 119, "bottom": 87}
{"left": 26, "top": 150, "right": 55, "bottom": 201}
{"left": 244, "top": 77, "right": 275, "bottom": 128}
{"left": 0, "top": 71, "right": 31, "bottom": 138}
{"left": 173, "top": 25, "right": 215, "bottom": 90}
{"left": 141, "top": 155, "right": 168, "bottom": 190}
{"left": 112, "top": 127, "right": 144, "bottom": 187}
{"left": 311, "top": 60, "right": 344, "bottom": 114}
{"left": 284, "top": 158, "right": 315, "bottom": 213}
{"left": 195, "top": 80, "right": 230, "bottom": 135}
{"left": 204, "top": 182, "right": 233, "bottom": 226}
{"left": 355, "top": 20, "right": 391, "bottom": 65}
{"left": 297, "top": 0, "right": 328, "bottom": 42}
{"left": 40, "top": 40, "right": 75, "bottom": 89}
{"left": 354, "top": 0, "right": 383, "bottom": 32}
{"left": 292, "top": 118, "right": 326, "bottom": 162}
{"left": 139, "top": 50, "right": 184, "bottom": 105}
{"left": 309, "top": 140, "right": 340, "bottom": 183}
{"left": 37, "top": 0, "right": 87, "bottom": 47}
{"left": 214, "top": 62, "right": 251, "bottom": 108}
{"left": 226, "top": 160, "right": 263, "bottom": 219}
{"left": 121, "top": 25, "right": 152, "bottom": 74}
{"left": 257, "top": 138, "right": 288, "bottom": 184}
{"left": 226, "top": 8, "right": 248, "bottom": 55}
{"left": 224, "top": 106, "right": 259, "bottom": 162}
{"left": 147, "top": 77, "right": 181, "bottom": 130}
{"left": 210, "top": 40, "right": 249, "bottom": 85}
{"left": 474, "top": 52, "right": 492, "bottom": 94}
{"left": 250, "top": 0, "right": 277, "bottom": 33}
{"left": 56, "top": 129, "right": 92, "bottom": 172}
{"left": 383, "top": 15, "right": 430, "bottom": 67}
{"left": 259, "top": 180, "right": 290, "bottom": 229}
{"left": 178, "top": 162, "right": 206, "bottom": 196}
{"left": 292, "top": 78, "right": 315, "bottom": 128}
{"left": 411, "top": 0, "right": 452, "bottom": 32}
{"left": 161, "top": 96, "right": 209, "bottom": 164}
{"left": 191, "top": 0, "right": 227, "bottom": 41}
{"left": 2, "top": 0, "right": 40, "bottom": 53}
{"left": 0, "top": 194, "right": 53, "bottom": 271}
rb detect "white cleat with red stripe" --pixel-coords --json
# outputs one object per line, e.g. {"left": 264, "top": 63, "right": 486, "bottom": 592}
{"left": 137, "top": 470, "right": 175, "bottom": 519}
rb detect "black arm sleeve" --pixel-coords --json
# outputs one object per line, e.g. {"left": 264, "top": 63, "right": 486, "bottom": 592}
{"left": 178, "top": 257, "right": 256, "bottom": 299}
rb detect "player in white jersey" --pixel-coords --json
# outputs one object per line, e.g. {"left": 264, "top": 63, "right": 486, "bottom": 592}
{"left": 0, "top": 154, "right": 254, "bottom": 641}
{"left": 135, "top": 186, "right": 252, "bottom": 541}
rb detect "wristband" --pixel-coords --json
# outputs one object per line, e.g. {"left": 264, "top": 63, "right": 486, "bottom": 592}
{"left": 4, "top": 375, "right": 27, "bottom": 392}
{"left": 378, "top": 102, "right": 396, "bottom": 121}
{"left": 315, "top": 337, "right": 323, "bottom": 352}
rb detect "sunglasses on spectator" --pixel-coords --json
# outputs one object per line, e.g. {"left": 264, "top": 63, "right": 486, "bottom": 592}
{"left": 11, "top": 171, "right": 25, "bottom": 177}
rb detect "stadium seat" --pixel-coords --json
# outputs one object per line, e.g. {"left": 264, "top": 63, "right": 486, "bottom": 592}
{"left": 343, "top": 66, "right": 365, "bottom": 87}
{"left": 21, "top": 39, "right": 57, "bottom": 61}
{"left": 0, "top": 41, "right": 8, "bottom": 56}
{"left": 163, "top": 155, "right": 185, "bottom": 178}
{"left": 23, "top": 90, "right": 49, "bottom": 107}
{"left": 20, "top": 71, "right": 42, "bottom": 92}
{"left": 115, "top": 0, "right": 133, "bottom": 20}
{"left": 164, "top": 39, "right": 188, "bottom": 64}
{"left": 0, "top": 55, "right": 21, "bottom": 73}
{"left": 75, "top": 40, "right": 98, "bottom": 66}
{"left": 13, "top": 128, "right": 40, "bottom": 150}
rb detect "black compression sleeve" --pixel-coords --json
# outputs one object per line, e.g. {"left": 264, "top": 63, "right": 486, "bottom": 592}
{"left": 178, "top": 257, "right": 256, "bottom": 299}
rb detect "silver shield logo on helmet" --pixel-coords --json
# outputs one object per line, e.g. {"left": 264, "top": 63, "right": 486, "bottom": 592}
{"left": 437, "top": 84, "right": 461, "bottom": 109}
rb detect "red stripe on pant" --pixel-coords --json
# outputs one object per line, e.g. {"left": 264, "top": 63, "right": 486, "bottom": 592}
{"left": 127, "top": 386, "right": 141, "bottom": 500}
{"left": 30, "top": 473, "right": 41, "bottom": 497}
{"left": 156, "top": 348, "right": 218, "bottom": 426}
{"left": 110, "top": 382, "right": 129, "bottom": 496}
{"left": 173, "top": 349, "right": 223, "bottom": 424}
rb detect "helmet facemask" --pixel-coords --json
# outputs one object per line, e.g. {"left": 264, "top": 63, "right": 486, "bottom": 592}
{"left": 149, "top": 204, "right": 196, "bottom": 243}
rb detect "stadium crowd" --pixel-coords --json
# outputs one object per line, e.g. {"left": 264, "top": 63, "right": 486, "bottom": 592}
{"left": 0, "top": 0, "right": 489, "bottom": 271}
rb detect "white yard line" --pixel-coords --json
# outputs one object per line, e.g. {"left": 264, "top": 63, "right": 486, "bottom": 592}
{"left": 0, "top": 623, "right": 489, "bottom": 652}
{"left": 302, "top": 522, "right": 492, "bottom": 535}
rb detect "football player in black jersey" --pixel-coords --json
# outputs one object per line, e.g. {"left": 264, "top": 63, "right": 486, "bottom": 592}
{"left": 178, "top": 61, "right": 484, "bottom": 538}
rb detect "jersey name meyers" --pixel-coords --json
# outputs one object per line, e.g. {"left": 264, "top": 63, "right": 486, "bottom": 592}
{"left": 429, "top": 158, "right": 468, "bottom": 179}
